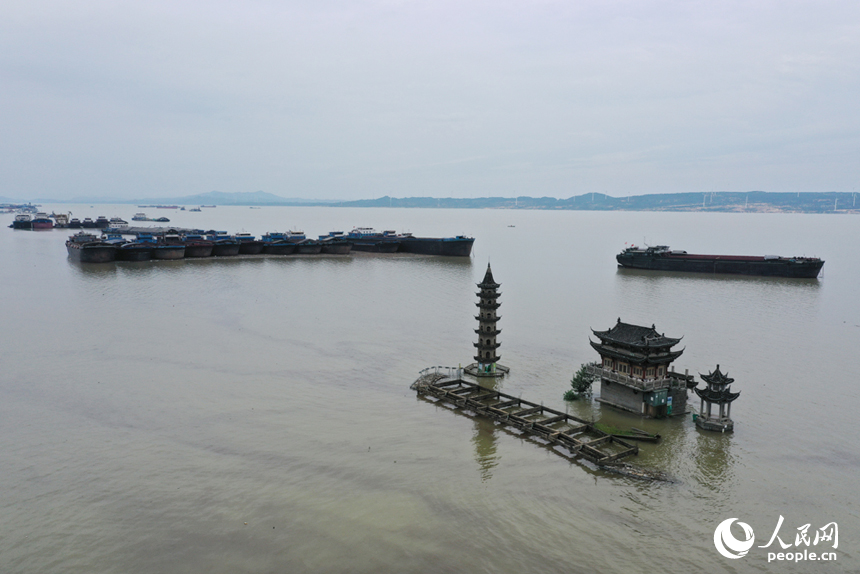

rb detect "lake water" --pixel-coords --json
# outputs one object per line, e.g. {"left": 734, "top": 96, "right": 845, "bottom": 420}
{"left": 2, "top": 206, "right": 857, "bottom": 573}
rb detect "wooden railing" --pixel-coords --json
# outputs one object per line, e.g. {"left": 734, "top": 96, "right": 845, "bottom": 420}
{"left": 585, "top": 364, "right": 672, "bottom": 391}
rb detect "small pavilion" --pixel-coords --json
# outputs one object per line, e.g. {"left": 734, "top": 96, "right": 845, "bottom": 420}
{"left": 694, "top": 365, "right": 739, "bottom": 432}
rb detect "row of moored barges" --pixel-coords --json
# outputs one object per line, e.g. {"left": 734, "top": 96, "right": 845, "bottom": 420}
{"left": 66, "top": 228, "right": 475, "bottom": 262}
{"left": 12, "top": 213, "right": 128, "bottom": 230}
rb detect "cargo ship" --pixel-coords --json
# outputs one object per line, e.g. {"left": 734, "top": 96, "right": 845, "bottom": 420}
{"left": 616, "top": 245, "right": 824, "bottom": 278}
{"left": 260, "top": 232, "right": 296, "bottom": 255}
{"left": 399, "top": 234, "right": 474, "bottom": 257}
{"left": 345, "top": 229, "right": 401, "bottom": 253}
{"left": 318, "top": 233, "right": 353, "bottom": 254}
{"left": 115, "top": 235, "right": 155, "bottom": 261}
{"left": 343, "top": 228, "right": 474, "bottom": 256}
{"left": 183, "top": 234, "right": 215, "bottom": 258}
{"left": 10, "top": 214, "right": 32, "bottom": 229}
{"left": 31, "top": 212, "right": 54, "bottom": 230}
{"left": 236, "top": 233, "right": 265, "bottom": 254}
{"left": 52, "top": 213, "right": 70, "bottom": 228}
{"left": 108, "top": 217, "right": 129, "bottom": 230}
{"left": 206, "top": 232, "right": 241, "bottom": 256}
{"left": 66, "top": 232, "right": 116, "bottom": 262}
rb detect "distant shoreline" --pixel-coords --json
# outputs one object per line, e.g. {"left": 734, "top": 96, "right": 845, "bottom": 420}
{"left": 4, "top": 191, "right": 858, "bottom": 214}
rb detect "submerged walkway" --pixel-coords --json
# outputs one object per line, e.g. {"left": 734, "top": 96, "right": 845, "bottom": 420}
{"left": 411, "top": 367, "right": 639, "bottom": 466}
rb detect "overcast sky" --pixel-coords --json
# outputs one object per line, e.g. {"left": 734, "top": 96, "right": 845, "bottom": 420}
{"left": 2, "top": 1, "right": 859, "bottom": 200}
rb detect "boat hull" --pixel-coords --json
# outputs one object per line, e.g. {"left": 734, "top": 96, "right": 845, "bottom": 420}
{"left": 616, "top": 251, "right": 824, "bottom": 278}
{"left": 320, "top": 241, "right": 352, "bottom": 254}
{"left": 238, "top": 241, "right": 265, "bottom": 255}
{"left": 212, "top": 242, "right": 241, "bottom": 256}
{"left": 261, "top": 242, "right": 296, "bottom": 255}
{"left": 32, "top": 220, "right": 54, "bottom": 230}
{"left": 295, "top": 242, "right": 323, "bottom": 254}
{"left": 185, "top": 242, "right": 214, "bottom": 258}
{"left": 151, "top": 245, "right": 186, "bottom": 260}
{"left": 115, "top": 245, "right": 153, "bottom": 261}
{"left": 399, "top": 236, "right": 474, "bottom": 257}
{"left": 350, "top": 241, "right": 400, "bottom": 253}
{"left": 67, "top": 243, "right": 116, "bottom": 263}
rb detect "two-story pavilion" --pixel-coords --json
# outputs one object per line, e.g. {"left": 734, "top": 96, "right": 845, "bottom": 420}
{"left": 588, "top": 318, "right": 687, "bottom": 417}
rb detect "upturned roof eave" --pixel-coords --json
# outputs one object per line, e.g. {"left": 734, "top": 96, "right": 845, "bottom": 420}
{"left": 694, "top": 387, "right": 740, "bottom": 403}
{"left": 590, "top": 340, "right": 684, "bottom": 363}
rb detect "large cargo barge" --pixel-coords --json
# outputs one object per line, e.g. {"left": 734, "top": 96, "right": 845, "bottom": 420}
{"left": 344, "top": 228, "right": 474, "bottom": 256}
{"left": 66, "top": 232, "right": 116, "bottom": 263}
{"left": 344, "top": 228, "right": 400, "bottom": 253}
{"left": 31, "top": 212, "right": 54, "bottom": 230}
{"left": 616, "top": 245, "right": 824, "bottom": 278}
{"left": 10, "top": 214, "right": 32, "bottom": 229}
{"left": 63, "top": 226, "right": 474, "bottom": 263}
{"left": 399, "top": 235, "right": 474, "bottom": 257}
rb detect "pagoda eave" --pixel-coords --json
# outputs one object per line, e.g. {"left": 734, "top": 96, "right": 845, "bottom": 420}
{"left": 694, "top": 388, "right": 740, "bottom": 403}
{"left": 476, "top": 291, "right": 501, "bottom": 298}
{"left": 473, "top": 342, "right": 501, "bottom": 350}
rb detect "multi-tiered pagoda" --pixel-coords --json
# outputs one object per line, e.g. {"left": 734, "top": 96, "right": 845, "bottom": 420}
{"left": 588, "top": 319, "right": 688, "bottom": 417}
{"left": 694, "top": 365, "right": 739, "bottom": 432}
{"left": 466, "top": 263, "right": 509, "bottom": 377}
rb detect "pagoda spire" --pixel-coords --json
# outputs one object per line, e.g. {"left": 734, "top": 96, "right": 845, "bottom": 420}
{"left": 478, "top": 263, "right": 500, "bottom": 289}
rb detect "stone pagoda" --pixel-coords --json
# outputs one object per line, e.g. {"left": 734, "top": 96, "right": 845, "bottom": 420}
{"left": 694, "top": 365, "right": 739, "bottom": 432}
{"left": 588, "top": 318, "right": 688, "bottom": 417}
{"left": 466, "top": 263, "right": 509, "bottom": 377}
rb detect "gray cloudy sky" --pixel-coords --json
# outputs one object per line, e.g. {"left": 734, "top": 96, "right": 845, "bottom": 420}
{"left": 2, "top": 1, "right": 859, "bottom": 200}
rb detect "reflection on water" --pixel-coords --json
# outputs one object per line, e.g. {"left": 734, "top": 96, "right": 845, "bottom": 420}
{"left": 692, "top": 431, "right": 735, "bottom": 493}
{"left": 472, "top": 417, "right": 499, "bottom": 482}
{"left": 471, "top": 377, "right": 503, "bottom": 482}
{"left": 11, "top": 208, "right": 860, "bottom": 574}
{"left": 67, "top": 252, "right": 473, "bottom": 279}
{"left": 66, "top": 258, "right": 118, "bottom": 278}
{"left": 615, "top": 267, "right": 822, "bottom": 291}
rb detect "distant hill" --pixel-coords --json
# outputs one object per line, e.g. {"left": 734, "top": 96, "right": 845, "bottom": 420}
{"left": 13, "top": 190, "right": 859, "bottom": 213}
{"left": 334, "top": 191, "right": 858, "bottom": 213}
{"left": 33, "top": 190, "right": 333, "bottom": 206}
{"left": 159, "top": 190, "right": 332, "bottom": 206}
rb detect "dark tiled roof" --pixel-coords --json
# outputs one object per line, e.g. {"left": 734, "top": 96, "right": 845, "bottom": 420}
{"left": 694, "top": 386, "right": 740, "bottom": 403}
{"left": 589, "top": 340, "right": 684, "bottom": 364}
{"left": 700, "top": 365, "right": 734, "bottom": 386}
{"left": 592, "top": 318, "right": 681, "bottom": 348}
{"left": 477, "top": 263, "right": 500, "bottom": 288}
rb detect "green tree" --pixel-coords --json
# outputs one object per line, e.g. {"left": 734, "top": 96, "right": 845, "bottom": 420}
{"left": 563, "top": 364, "right": 595, "bottom": 401}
